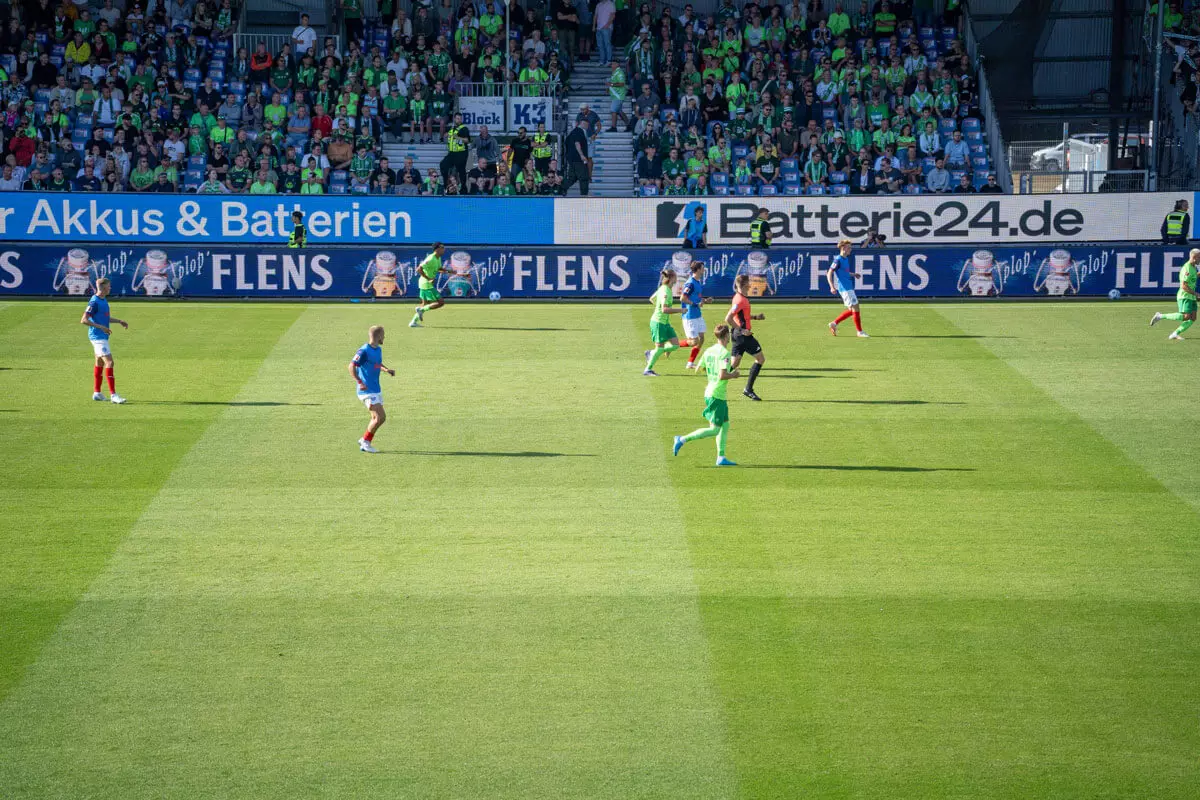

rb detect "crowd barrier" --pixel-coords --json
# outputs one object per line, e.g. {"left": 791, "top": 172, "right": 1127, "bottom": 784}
{"left": 1, "top": 243, "right": 1192, "bottom": 299}
{"left": 0, "top": 192, "right": 1192, "bottom": 247}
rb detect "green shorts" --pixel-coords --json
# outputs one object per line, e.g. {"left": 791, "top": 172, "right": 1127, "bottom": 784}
{"left": 419, "top": 287, "right": 442, "bottom": 303}
{"left": 650, "top": 321, "right": 677, "bottom": 343}
{"left": 703, "top": 396, "right": 729, "bottom": 426}
{"left": 1178, "top": 295, "right": 1198, "bottom": 315}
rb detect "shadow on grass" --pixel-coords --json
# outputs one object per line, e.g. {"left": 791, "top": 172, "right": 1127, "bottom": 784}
{"left": 391, "top": 450, "right": 595, "bottom": 458}
{"left": 140, "top": 401, "right": 322, "bottom": 407}
{"left": 765, "top": 399, "right": 966, "bottom": 405}
{"left": 440, "top": 326, "right": 587, "bottom": 332}
{"left": 767, "top": 367, "right": 883, "bottom": 373}
{"left": 728, "top": 464, "right": 975, "bottom": 472}
{"left": 870, "top": 335, "right": 1018, "bottom": 339}
{"left": 0, "top": 367, "right": 38, "bottom": 370}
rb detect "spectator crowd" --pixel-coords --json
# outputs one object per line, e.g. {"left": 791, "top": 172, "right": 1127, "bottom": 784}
{"left": 0, "top": 0, "right": 1001, "bottom": 196}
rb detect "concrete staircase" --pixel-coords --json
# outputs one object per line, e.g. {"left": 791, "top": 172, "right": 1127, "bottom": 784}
{"left": 380, "top": 141, "right": 449, "bottom": 181}
{"left": 568, "top": 61, "right": 633, "bottom": 197}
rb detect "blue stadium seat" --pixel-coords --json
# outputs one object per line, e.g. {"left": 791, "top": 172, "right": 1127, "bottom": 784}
{"left": 950, "top": 170, "right": 968, "bottom": 184}
{"left": 35, "top": 88, "right": 52, "bottom": 103}
{"left": 961, "top": 117, "right": 981, "bottom": 133}
{"left": 735, "top": 185, "right": 756, "bottom": 196}
{"left": 971, "top": 156, "right": 990, "bottom": 170}
{"left": 783, "top": 182, "right": 802, "bottom": 196}
{"left": 831, "top": 184, "right": 850, "bottom": 196}
{"left": 822, "top": 106, "right": 838, "bottom": 122}
{"left": 779, "top": 158, "right": 799, "bottom": 172}
{"left": 938, "top": 117, "right": 957, "bottom": 135}
{"left": 187, "top": 155, "right": 208, "bottom": 171}
{"left": 968, "top": 143, "right": 985, "bottom": 158}
{"left": 829, "top": 171, "right": 846, "bottom": 184}
{"left": 807, "top": 185, "right": 826, "bottom": 196}
{"left": 920, "top": 157, "right": 936, "bottom": 174}
{"left": 759, "top": 184, "right": 778, "bottom": 196}
{"left": 77, "top": 112, "right": 93, "bottom": 127}
{"left": 919, "top": 26, "right": 936, "bottom": 38}
{"left": 965, "top": 130, "right": 983, "bottom": 143}
{"left": 185, "top": 169, "right": 204, "bottom": 184}
{"left": 229, "top": 81, "right": 246, "bottom": 96}
{"left": 713, "top": 185, "right": 730, "bottom": 195}
{"left": 329, "top": 183, "right": 349, "bottom": 194}
{"left": 904, "top": 184, "right": 922, "bottom": 195}
{"left": 710, "top": 172, "right": 729, "bottom": 188}
{"left": 973, "top": 168, "right": 990, "bottom": 183}
{"left": 184, "top": 67, "right": 202, "bottom": 82}
{"left": 640, "top": 185, "right": 659, "bottom": 196}
{"left": 781, "top": 170, "right": 800, "bottom": 184}
{"left": 941, "top": 26, "right": 958, "bottom": 42}
{"left": 732, "top": 144, "right": 749, "bottom": 162}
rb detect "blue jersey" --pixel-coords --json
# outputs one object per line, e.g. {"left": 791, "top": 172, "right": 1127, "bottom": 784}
{"left": 831, "top": 255, "right": 855, "bottom": 292}
{"left": 352, "top": 343, "right": 384, "bottom": 394}
{"left": 681, "top": 276, "right": 704, "bottom": 320}
{"left": 84, "top": 294, "right": 110, "bottom": 341}
{"left": 684, "top": 218, "right": 707, "bottom": 245}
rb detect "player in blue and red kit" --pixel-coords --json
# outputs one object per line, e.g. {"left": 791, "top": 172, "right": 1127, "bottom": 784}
{"left": 680, "top": 261, "right": 708, "bottom": 369}
{"left": 348, "top": 325, "right": 395, "bottom": 453}
{"left": 81, "top": 277, "right": 128, "bottom": 404}
{"left": 827, "top": 238, "right": 869, "bottom": 337}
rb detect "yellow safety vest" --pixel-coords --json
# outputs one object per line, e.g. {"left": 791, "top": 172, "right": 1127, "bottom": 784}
{"left": 288, "top": 223, "right": 306, "bottom": 248}
{"left": 447, "top": 125, "right": 469, "bottom": 152}
{"left": 1166, "top": 211, "right": 1186, "bottom": 236}
{"left": 750, "top": 218, "right": 769, "bottom": 245}
{"left": 532, "top": 132, "right": 552, "bottom": 159}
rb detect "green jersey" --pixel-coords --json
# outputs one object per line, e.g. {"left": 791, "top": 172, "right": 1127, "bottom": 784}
{"left": 418, "top": 252, "right": 442, "bottom": 289}
{"left": 1179, "top": 262, "right": 1199, "bottom": 301}
{"left": 699, "top": 342, "right": 732, "bottom": 400}
{"left": 651, "top": 284, "right": 673, "bottom": 324}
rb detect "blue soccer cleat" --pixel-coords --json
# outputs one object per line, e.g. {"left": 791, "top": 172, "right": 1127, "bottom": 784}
{"left": 716, "top": 456, "right": 738, "bottom": 467}
{"left": 673, "top": 436, "right": 684, "bottom": 456}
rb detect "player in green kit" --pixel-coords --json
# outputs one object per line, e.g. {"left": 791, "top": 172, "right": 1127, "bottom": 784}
{"left": 643, "top": 268, "right": 683, "bottom": 375}
{"left": 1151, "top": 248, "right": 1199, "bottom": 340}
{"left": 410, "top": 242, "right": 448, "bottom": 328}
{"left": 672, "top": 324, "right": 739, "bottom": 466}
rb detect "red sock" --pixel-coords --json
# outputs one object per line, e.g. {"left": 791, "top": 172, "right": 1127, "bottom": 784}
{"left": 363, "top": 430, "right": 375, "bottom": 442}
{"left": 689, "top": 346, "right": 700, "bottom": 362}
{"left": 852, "top": 311, "right": 863, "bottom": 332}
{"left": 93, "top": 366, "right": 103, "bottom": 392}
{"left": 105, "top": 367, "right": 115, "bottom": 393}
{"left": 834, "top": 309, "right": 854, "bottom": 324}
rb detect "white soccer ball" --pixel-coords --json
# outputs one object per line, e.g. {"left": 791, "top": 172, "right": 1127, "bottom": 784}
{"left": 1108, "top": 288, "right": 1121, "bottom": 300}
{"left": 488, "top": 291, "right": 501, "bottom": 302}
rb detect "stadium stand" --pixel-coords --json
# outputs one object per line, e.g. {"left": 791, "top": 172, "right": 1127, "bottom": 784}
{"left": 0, "top": 0, "right": 1002, "bottom": 196}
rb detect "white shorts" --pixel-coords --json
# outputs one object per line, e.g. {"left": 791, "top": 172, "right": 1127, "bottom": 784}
{"left": 682, "top": 315, "right": 707, "bottom": 339}
{"left": 359, "top": 392, "right": 383, "bottom": 408}
{"left": 91, "top": 339, "right": 111, "bottom": 357}
{"left": 839, "top": 289, "right": 859, "bottom": 308}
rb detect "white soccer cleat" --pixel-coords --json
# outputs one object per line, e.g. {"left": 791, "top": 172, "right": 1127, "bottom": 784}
{"left": 110, "top": 394, "right": 126, "bottom": 404}
{"left": 1150, "top": 312, "right": 1162, "bottom": 327}
{"left": 856, "top": 331, "right": 870, "bottom": 338}
{"left": 685, "top": 362, "right": 695, "bottom": 370}
{"left": 92, "top": 392, "right": 105, "bottom": 401}
{"left": 359, "top": 438, "right": 379, "bottom": 453}
{"left": 1169, "top": 332, "right": 1184, "bottom": 341}
{"left": 828, "top": 321, "right": 838, "bottom": 336}
{"left": 408, "top": 320, "right": 421, "bottom": 328}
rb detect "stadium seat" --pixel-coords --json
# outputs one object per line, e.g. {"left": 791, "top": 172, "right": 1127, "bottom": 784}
{"left": 919, "top": 26, "right": 936, "bottom": 39}
{"left": 781, "top": 170, "right": 800, "bottom": 184}
{"left": 829, "top": 171, "right": 846, "bottom": 184}
{"left": 950, "top": 170, "right": 968, "bottom": 184}
{"left": 732, "top": 145, "right": 749, "bottom": 162}
{"left": 759, "top": 184, "right": 778, "bottom": 196}
{"left": 807, "top": 185, "right": 826, "bottom": 195}
{"left": 783, "top": 182, "right": 802, "bottom": 195}
{"left": 735, "top": 185, "right": 756, "bottom": 196}
{"left": 831, "top": 184, "right": 850, "bottom": 195}
{"left": 639, "top": 185, "right": 659, "bottom": 196}
{"left": 968, "top": 143, "right": 986, "bottom": 158}
{"left": 710, "top": 172, "right": 729, "bottom": 188}
{"left": 965, "top": 130, "right": 983, "bottom": 143}
{"left": 184, "top": 169, "right": 204, "bottom": 184}
{"left": 229, "top": 81, "right": 246, "bottom": 95}
{"left": 938, "top": 118, "right": 957, "bottom": 135}
{"left": 903, "top": 184, "right": 922, "bottom": 194}
{"left": 187, "top": 155, "right": 208, "bottom": 171}
{"left": 971, "top": 156, "right": 990, "bottom": 170}
{"left": 184, "top": 67, "right": 202, "bottom": 82}
{"left": 780, "top": 158, "right": 799, "bottom": 172}
{"left": 329, "top": 183, "right": 348, "bottom": 194}
{"left": 962, "top": 117, "right": 981, "bottom": 132}
{"left": 920, "top": 157, "right": 936, "bottom": 174}
{"left": 822, "top": 107, "right": 838, "bottom": 123}
{"left": 713, "top": 185, "right": 730, "bottom": 195}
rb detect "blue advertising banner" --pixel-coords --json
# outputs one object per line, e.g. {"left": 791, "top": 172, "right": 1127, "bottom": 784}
{"left": 0, "top": 193, "right": 554, "bottom": 246}
{"left": 0, "top": 242, "right": 1191, "bottom": 299}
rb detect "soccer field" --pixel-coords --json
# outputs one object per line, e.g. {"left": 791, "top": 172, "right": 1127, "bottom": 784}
{"left": 1, "top": 299, "right": 1197, "bottom": 798}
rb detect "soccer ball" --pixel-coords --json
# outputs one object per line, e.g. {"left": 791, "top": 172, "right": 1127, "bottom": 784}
{"left": 489, "top": 291, "right": 501, "bottom": 302}
{"left": 1108, "top": 289, "right": 1121, "bottom": 300}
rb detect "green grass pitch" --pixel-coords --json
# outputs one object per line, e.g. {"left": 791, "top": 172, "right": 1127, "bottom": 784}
{"left": 1, "top": 298, "right": 1198, "bottom": 798}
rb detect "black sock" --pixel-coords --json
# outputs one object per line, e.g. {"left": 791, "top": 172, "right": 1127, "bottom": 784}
{"left": 747, "top": 362, "right": 762, "bottom": 391}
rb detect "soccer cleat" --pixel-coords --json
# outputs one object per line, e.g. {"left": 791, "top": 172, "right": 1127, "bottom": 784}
{"left": 110, "top": 394, "right": 126, "bottom": 404}
{"left": 1150, "top": 312, "right": 1163, "bottom": 327}
{"left": 856, "top": 331, "right": 870, "bottom": 338}
{"left": 415, "top": 306, "right": 426, "bottom": 321}
{"left": 828, "top": 321, "right": 838, "bottom": 336}
{"left": 359, "top": 438, "right": 379, "bottom": 453}
{"left": 673, "top": 436, "right": 684, "bottom": 456}
{"left": 409, "top": 319, "right": 422, "bottom": 328}
{"left": 643, "top": 369, "right": 658, "bottom": 376}
{"left": 92, "top": 392, "right": 105, "bottom": 401}
{"left": 743, "top": 389, "right": 761, "bottom": 401}
{"left": 1169, "top": 332, "right": 1184, "bottom": 341}
{"left": 685, "top": 361, "right": 695, "bottom": 369}
{"left": 716, "top": 456, "right": 738, "bottom": 467}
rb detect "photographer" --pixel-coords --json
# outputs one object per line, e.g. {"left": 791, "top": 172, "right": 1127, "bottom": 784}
{"left": 861, "top": 229, "right": 887, "bottom": 248}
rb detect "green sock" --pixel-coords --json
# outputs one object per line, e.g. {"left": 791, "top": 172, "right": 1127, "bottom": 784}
{"left": 1162, "top": 312, "right": 1184, "bottom": 321}
{"left": 716, "top": 422, "right": 729, "bottom": 457}
{"left": 1176, "top": 319, "right": 1194, "bottom": 336}
{"left": 410, "top": 311, "right": 421, "bottom": 324}
{"left": 663, "top": 342, "right": 679, "bottom": 353}
{"left": 681, "top": 425, "right": 719, "bottom": 443}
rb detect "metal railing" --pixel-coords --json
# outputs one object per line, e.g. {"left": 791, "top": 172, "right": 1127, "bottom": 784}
{"left": 963, "top": 6, "right": 1012, "bottom": 194}
{"left": 233, "top": 33, "right": 341, "bottom": 57}
{"left": 1016, "top": 169, "right": 1150, "bottom": 194}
